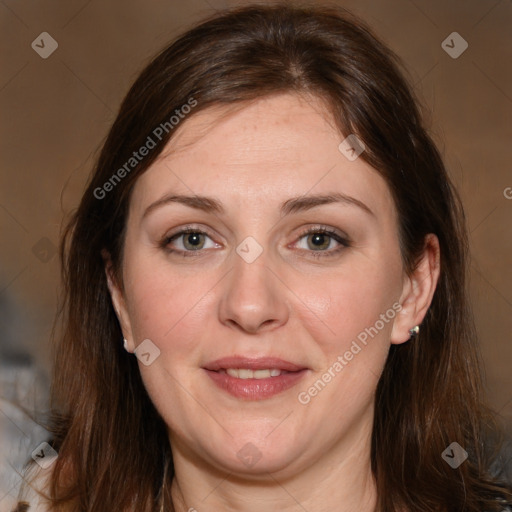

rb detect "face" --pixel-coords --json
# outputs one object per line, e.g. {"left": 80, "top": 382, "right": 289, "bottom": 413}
{"left": 106, "top": 93, "right": 427, "bottom": 479}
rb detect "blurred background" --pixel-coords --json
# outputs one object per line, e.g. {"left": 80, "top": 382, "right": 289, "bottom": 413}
{"left": 1, "top": 0, "right": 511, "bottom": 509}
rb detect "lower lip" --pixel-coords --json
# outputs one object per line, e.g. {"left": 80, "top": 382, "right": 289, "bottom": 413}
{"left": 204, "top": 369, "right": 308, "bottom": 400}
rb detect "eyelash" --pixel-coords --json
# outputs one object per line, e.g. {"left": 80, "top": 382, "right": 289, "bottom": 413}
{"left": 160, "top": 225, "right": 350, "bottom": 259}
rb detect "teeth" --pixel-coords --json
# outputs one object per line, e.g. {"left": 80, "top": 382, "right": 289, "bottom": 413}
{"left": 225, "top": 368, "right": 283, "bottom": 379}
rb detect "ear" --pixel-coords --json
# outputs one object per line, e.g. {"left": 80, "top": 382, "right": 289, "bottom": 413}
{"left": 102, "top": 249, "right": 135, "bottom": 352}
{"left": 390, "top": 233, "right": 441, "bottom": 345}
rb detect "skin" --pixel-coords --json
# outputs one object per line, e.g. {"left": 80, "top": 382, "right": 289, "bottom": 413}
{"left": 105, "top": 93, "right": 440, "bottom": 512}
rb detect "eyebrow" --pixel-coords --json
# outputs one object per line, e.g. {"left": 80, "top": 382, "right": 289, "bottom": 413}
{"left": 142, "top": 191, "right": 375, "bottom": 219}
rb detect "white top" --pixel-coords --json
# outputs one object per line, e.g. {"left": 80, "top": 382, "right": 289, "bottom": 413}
{"left": 13, "top": 463, "right": 52, "bottom": 512}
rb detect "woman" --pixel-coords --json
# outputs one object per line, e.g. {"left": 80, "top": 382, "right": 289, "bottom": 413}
{"left": 14, "top": 2, "right": 512, "bottom": 511}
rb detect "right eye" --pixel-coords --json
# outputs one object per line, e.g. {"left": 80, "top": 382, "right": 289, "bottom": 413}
{"left": 160, "top": 227, "right": 220, "bottom": 257}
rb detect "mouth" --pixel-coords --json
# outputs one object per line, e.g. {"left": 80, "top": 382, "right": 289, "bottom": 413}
{"left": 218, "top": 368, "right": 288, "bottom": 379}
{"left": 202, "top": 356, "right": 309, "bottom": 400}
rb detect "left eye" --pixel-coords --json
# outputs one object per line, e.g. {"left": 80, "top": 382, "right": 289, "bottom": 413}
{"left": 295, "top": 229, "right": 347, "bottom": 252}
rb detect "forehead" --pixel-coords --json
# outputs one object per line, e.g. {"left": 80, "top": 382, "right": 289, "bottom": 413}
{"left": 129, "top": 93, "right": 396, "bottom": 221}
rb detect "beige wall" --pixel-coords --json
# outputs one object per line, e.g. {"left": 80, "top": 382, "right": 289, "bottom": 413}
{"left": 1, "top": 0, "right": 511, "bottom": 428}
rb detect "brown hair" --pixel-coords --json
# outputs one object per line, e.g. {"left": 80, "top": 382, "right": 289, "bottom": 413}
{"left": 20, "top": 2, "right": 512, "bottom": 511}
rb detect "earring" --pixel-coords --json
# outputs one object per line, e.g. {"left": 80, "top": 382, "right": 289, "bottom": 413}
{"left": 408, "top": 325, "right": 420, "bottom": 338}
{"left": 123, "top": 338, "right": 129, "bottom": 351}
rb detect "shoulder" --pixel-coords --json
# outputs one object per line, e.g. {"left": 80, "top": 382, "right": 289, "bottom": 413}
{"left": 491, "top": 495, "right": 512, "bottom": 512}
{"left": 14, "top": 462, "right": 53, "bottom": 512}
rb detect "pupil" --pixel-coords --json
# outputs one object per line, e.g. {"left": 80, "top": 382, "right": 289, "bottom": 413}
{"left": 310, "top": 233, "right": 328, "bottom": 249}
{"left": 186, "top": 233, "right": 202, "bottom": 248}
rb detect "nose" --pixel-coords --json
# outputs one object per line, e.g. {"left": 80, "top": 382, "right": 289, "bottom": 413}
{"left": 218, "top": 248, "right": 290, "bottom": 334}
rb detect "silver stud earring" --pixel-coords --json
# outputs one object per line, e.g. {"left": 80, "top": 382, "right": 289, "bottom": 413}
{"left": 123, "top": 338, "right": 129, "bottom": 351}
{"left": 408, "top": 325, "right": 420, "bottom": 338}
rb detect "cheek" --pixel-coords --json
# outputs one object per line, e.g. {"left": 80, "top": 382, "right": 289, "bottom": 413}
{"left": 123, "top": 264, "right": 214, "bottom": 427}
{"left": 123, "top": 235, "right": 403, "bottom": 362}
{"left": 295, "top": 260, "right": 401, "bottom": 353}
{"left": 123, "top": 259, "right": 209, "bottom": 352}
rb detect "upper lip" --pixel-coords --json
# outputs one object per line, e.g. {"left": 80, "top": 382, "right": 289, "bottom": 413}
{"left": 203, "top": 356, "right": 307, "bottom": 372}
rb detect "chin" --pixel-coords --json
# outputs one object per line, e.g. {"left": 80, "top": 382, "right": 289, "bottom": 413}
{"left": 204, "top": 433, "right": 305, "bottom": 477}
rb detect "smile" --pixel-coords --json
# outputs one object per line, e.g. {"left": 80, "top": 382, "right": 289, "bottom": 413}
{"left": 220, "top": 368, "right": 286, "bottom": 378}
{"left": 203, "top": 356, "right": 309, "bottom": 400}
